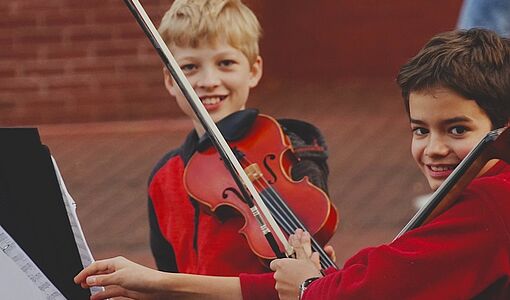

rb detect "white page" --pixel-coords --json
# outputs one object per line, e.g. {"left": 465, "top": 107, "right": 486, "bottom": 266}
{"left": 0, "top": 225, "right": 66, "bottom": 299}
{"left": 0, "top": 250, "right": 48, "bottom": 299}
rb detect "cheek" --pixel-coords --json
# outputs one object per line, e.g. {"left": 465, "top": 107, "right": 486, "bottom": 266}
{"left": 226, "top": 72, "right": 251, "bottom": 91}
{"left": 411, "top": 139, "right": 424, "bottom": 164}
{"left": 452, "top": 144, "right": 474, "bottom": 161}
{"left": 450, "top": 135, "right": 485, "bottom": 160}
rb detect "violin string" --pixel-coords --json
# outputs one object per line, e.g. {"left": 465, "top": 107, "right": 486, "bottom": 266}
{"left": 254, "top": 181, "right": 335, "bottom": 269}
{"left": 239, "top": 158, "right": 297, "bottom": 235}
{"left": 250, "top": 182, "right": 295, "bottom": 235}
{"left": 240, "top": 156, "right": 335, "bottom": 268}
{"left": 251, "top": 177, "right": 335, "bottom": 269}
{"left": 263, "top": 184, "right": 334, "bottom": 269}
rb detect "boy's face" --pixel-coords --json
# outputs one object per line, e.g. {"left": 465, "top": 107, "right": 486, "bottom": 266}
{"left": 163, "top": 39, "right": 262, "bottom": 127}
{"left": 409, "top": 88, "right": 494, "bottom": 190}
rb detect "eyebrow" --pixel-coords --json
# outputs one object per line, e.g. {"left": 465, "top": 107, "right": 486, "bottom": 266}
{"left": 410, "top": 116, "right": 473, "bottom": 126}
{"left": 214, "top": 50, "right": 241, "bottom": 59}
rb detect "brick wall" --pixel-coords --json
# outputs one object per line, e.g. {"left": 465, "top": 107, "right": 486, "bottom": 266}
{"left": 1, "top": 0, "right": 175, "bottom": 125}
{"left": 1, "top": 1, "right": 462, "bottom": 125}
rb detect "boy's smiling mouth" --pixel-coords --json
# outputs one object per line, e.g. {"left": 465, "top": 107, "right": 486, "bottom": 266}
{"left": 426, "top": 164, "right": 458, "bottom": 178}
{"left": 200, "top": 95, "right": 227, "bottom": 109}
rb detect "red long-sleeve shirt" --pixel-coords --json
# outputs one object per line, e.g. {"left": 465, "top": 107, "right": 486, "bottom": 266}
{"left": 298, "top": 161, "right": 510, "bottom": 299}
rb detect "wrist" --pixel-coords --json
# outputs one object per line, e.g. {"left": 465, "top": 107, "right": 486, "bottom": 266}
{"left": 161, "top": 273, "right": 242, "bottom": 299}
{"left": 154, "top": 270, "right": 178, "bottom": 294}
{"left": 298, "top": 276, "right": 320, "bottom": 300}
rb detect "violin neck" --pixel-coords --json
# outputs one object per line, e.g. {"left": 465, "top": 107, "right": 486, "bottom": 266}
{"left": 395, "top": 127, "right": 510, "bottom": 240}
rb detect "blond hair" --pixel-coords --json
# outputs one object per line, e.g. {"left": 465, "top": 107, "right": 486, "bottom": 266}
{"left": 158, "top": 0, "right": 261, "bottom": 65}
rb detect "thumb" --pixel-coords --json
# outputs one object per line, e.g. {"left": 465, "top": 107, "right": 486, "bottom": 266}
{"left": 269, "top": 259, "right": 280, "bottom": 271}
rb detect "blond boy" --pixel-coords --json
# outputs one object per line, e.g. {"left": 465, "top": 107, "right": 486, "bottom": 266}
{"left": 83, "top": 1, "right": 332, "bottom": 299}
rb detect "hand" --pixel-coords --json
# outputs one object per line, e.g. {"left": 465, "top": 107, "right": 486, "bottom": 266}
{"left": 74, "top": 256, "right": 168, "bottom": 300}
{"left": 270, "top": 229, "right": 323, "bottom": 300}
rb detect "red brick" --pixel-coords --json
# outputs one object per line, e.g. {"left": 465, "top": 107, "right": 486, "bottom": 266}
{"left": 0, "top": 77, "right": 40, "bottom": 92}
{"left": 15, "top": 28, "right": 63, "bottom": 45}
{"left": 72, "top": 60, "right": 116, "bottom": 75}
{"left": 0, "top": 33, "right": 14, "bottom": 47}
{"left": 93, "top": 40, "right": 140, "bottom": 57}
{"left": 0, "top": 14, "right": 38, "bottom": 27}
{"left": 91, "top": 7, "right": 135, "bottom": 25}
{"left": 0, "top": 3, "right": 10, "bottom": 12}
{"left": 0, "top": 99, "right": 17, "bottom": 110}
{"left": 0, "top": 62, "right": 17, "bottom": 77}
{"left": 42, "top": 9, "right": 89, "bottom": 27}
{"left": 11, "top": 0, "right": 63, "bottom": 11}
{"left": 45, "top": 83, "right": 91, "bottom": 94}
{"left": 65, "top": 25, "right": 112, "bottom": 42}
{"left": 62, "top": 0, "right": 118, "bottom": 9}
{"left": 117, "top": 59, "right": 162, "bottom": 75}
{"left": 21, "top": 63, "right": 68, "bottom": 77}
{"left": 111, "top": 24, "right": 147, "bottom": 40}
{"left": 43, "top": 45, "right": 89, "bottom": 59}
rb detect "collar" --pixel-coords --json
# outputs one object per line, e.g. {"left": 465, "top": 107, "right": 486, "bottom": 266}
{"left": 179, "top": 108, "right": 259, "bottom": 163}
{"left": 197, "top": 108, "right": 259, "bottom": 151}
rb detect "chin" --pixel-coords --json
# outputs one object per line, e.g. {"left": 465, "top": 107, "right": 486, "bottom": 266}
{"left": 211, "top": 111, "right": 228, "bottom": 122}
{"left": 428, "top": 179, "right": 443, "bottom": 191}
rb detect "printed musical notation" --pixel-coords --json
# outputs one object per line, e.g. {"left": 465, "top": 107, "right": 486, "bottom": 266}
{"left": 0, "top": 225, "right": 66, "bottom": 300}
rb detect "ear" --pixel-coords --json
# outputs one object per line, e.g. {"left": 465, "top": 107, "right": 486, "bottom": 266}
{"left": 248, "top": 56, "right": 263, "bottom": 88}
{"left": 163, "top": 67, "right": 178, "bottom": 97}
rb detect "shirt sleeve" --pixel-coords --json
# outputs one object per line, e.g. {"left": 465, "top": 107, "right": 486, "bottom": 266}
{"left": 149, "top": 197, "right": 178, "bottom": 272}
{"left": 303, "top": 177, "right": 510, "bottom": 299}
{"left": 239, "top": 272, "right": 278, "bottom": 300}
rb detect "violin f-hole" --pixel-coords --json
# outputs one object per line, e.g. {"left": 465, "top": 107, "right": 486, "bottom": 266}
{"left": 263, "top": 154, "right": 277, "bottom": 184}
{"left": 222, "top": 187, "right": 246, "bottom": 204}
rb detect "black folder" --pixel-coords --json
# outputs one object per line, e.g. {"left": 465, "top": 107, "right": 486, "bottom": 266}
{"left": 0, "top": 128, "right": 90, "bottom": 299}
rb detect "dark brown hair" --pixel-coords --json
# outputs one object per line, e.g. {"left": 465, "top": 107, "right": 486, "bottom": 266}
{"left": 397, "top": 28, "right": 510, "bottom": 128}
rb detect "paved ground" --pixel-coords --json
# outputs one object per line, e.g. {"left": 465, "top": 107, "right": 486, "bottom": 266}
{"left": 37, "top": 80, "right": 429, "bottom": 268}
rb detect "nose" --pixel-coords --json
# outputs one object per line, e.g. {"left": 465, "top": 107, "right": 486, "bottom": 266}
{"left": 424, "top": 134, "right": 450, "bottom": 158}
{"left": 196, "top": 67, "right": 220, "bottom": 90}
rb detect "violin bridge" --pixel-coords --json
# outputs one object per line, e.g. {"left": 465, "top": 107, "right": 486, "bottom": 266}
{"left": 245, "top": 163, "right": 263, "bottom": 182}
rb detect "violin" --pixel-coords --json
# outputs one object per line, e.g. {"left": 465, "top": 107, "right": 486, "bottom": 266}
{"left": 184, "top": 113, "right": 338, "bottom": 268}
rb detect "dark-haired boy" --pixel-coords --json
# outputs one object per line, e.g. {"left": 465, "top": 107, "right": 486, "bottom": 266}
{"left": 271, "top": 28, "right": 510, "bottom": 300}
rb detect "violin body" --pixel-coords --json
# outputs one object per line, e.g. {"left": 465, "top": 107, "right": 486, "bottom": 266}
{"left": 184, "top": 114, "right": 338, "bottom": 260}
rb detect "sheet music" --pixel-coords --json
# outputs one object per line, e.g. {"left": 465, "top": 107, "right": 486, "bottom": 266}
{"left": 0, "top": 130, "right": 96, "bottom": 298}
{"left": 51, "top": 156, "right": 95, "bottom": 268}
{"left": 0, "top": 225, "right": 66, "bottom": 299}
{"left": 51, "top": 156, "right": 103, "bottom": 295}
{"left": 0, "top": 249, "right": 47, "bottom": 299}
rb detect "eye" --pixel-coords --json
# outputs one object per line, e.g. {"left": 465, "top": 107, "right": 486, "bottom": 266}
{"left": 219, "top": 59, "right": 236, "bottom": 67}
{"left": 180, "top": 64, "right": 196, "bottom": 72}
{"left": 449, "top": 126, "right": 468, "bottom": 136}
{"left": 412, "top": 127, "right": 429, "bottom": 136}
